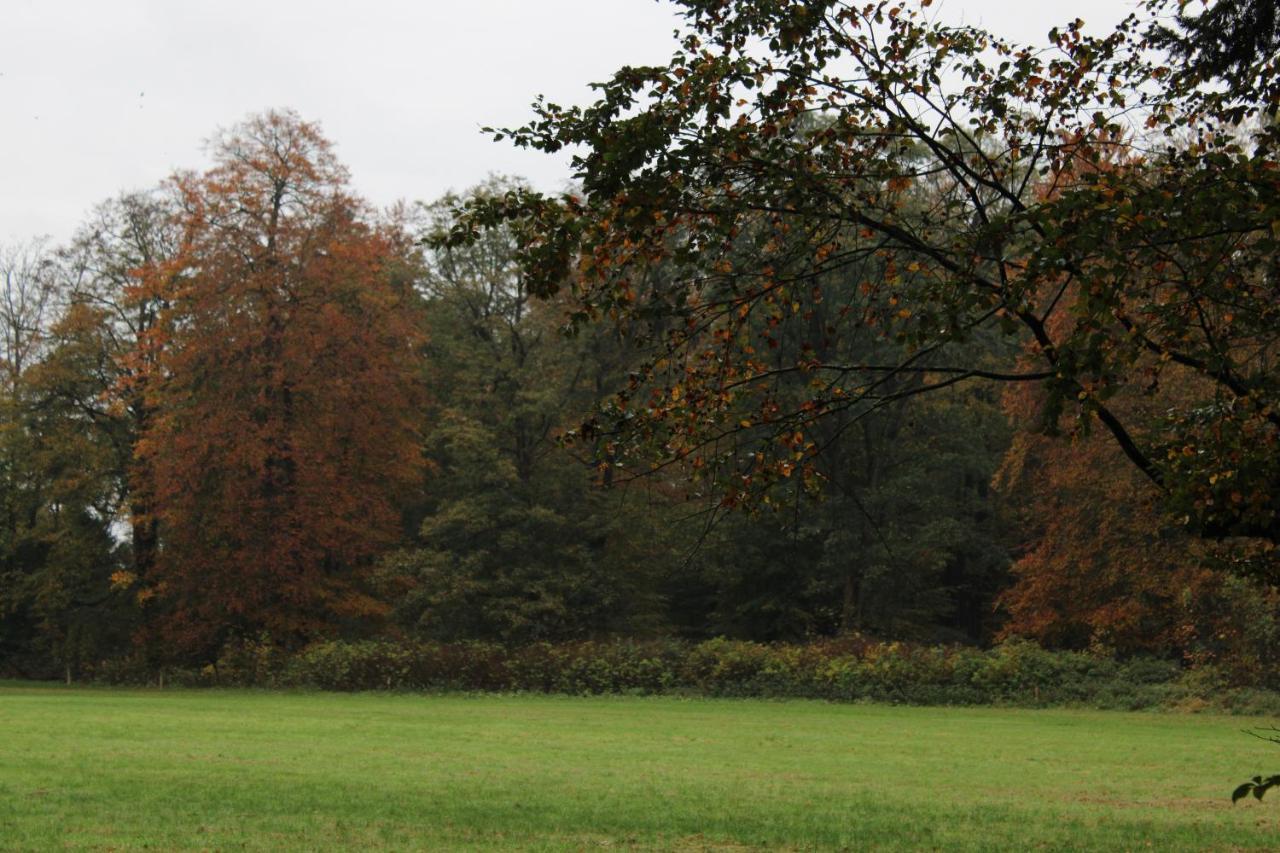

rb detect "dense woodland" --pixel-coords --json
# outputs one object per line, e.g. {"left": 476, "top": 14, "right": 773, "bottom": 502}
{"left": 2, "top": 0, "right": 1278, "bottom": 685}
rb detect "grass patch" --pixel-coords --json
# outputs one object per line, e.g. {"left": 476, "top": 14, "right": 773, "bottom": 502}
{"left": 1, "top": 684, "right": 1278, "bottom": 849}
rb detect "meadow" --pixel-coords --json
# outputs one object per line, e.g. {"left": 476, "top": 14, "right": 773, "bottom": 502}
{"left": 2, "top": 683, "right": 1278, "bottom": 850}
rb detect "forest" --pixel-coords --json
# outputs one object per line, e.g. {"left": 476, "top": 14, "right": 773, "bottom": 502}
{"left": 1, "top": 0, "right": 1277, "bottom": 699}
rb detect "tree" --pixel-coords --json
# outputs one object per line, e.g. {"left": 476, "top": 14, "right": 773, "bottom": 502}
{"left": 49, "top": 190, "right": 182, "bottom": 595}
{"left": 137, "top": 110, "right": 427, "bottom": 657}
{"left": 0, "top": 382, "right": 126, "bottom": 680}
{"left": 1151, "top": 0, "right": 1280, "bottom": 86}
{"left": 454, "top": 0, "right": 1280, "bottom": 551}
{"left": 686, "top": 387, "right": 1011, "bottom": 644}
{"left": 996, "top": 367, "right": 1280, "bottom": 665}
{"left": 384, "top": 182, "right": 672, "bottom": 644}
{"left": 0, "top": 239, "right": 129, "bottom": 678}
{"left": 0, "top": 239, "right": 57, "bottom": 393}
{"left": 667, "top": 232, "right": 1012, "bottom": 642}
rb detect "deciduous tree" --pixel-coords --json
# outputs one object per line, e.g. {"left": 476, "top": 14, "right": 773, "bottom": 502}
{"left": 455, "top": 0, "right": 1280, "bottom": 549}
{"left": 385, "top": 182, "right": 671, "bottom": 643}
{"left": 0, "top": 239, "right": 129, "bottom": 678}
{"left": 139, "top": 110, "right": 426, "bottom": 657}
{"left": 50, "top": 190, "right": 182, "bottom": 593}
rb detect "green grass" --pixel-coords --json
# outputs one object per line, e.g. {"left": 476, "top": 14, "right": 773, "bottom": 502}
{"left": 1, "top": 685, "right": 1279, "bottom": 850}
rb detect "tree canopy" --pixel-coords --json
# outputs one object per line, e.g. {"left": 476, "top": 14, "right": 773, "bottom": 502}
{"left": 3, "top": 4, "right": 1279, "bottom": 688}
{"left": 452, "top": 0, "right": 1280, "bottom": 551}
{"left": 134, "top": 111, "right": 428, "bottom": 654}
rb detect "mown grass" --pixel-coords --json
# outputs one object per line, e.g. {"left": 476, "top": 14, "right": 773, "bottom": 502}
{"left": 1, "top": 684, "right": 1278, "bottom": 850}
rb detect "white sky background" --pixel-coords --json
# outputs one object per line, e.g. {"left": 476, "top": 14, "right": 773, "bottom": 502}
{"left": 3, "top": 0, "right": 1137, "bottom": 245}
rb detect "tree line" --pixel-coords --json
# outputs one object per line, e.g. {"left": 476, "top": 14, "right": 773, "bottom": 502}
{"left": 2, "top": 0, "right": 1278, "bottom": 682}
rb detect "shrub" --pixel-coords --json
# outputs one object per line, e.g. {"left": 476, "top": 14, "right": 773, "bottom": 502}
{"left": 80, "top": 635, "right": 1280, "bottom": 713}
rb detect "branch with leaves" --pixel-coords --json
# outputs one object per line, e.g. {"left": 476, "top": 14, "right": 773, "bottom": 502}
{"left": 453, "top": 0, "right": 1280, "bottom": 547}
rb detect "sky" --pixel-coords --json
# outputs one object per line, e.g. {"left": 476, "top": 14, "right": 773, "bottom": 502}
{"left": 2, "top": 0, "right": 1136, "bottom": 245}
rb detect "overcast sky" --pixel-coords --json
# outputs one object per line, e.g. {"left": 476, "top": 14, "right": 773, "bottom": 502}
{"left": 3, "top": 0, "right": 1135, "bottom": 245}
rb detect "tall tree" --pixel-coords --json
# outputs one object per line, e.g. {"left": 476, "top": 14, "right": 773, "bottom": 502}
{"left": 456, "top": 0, "right": 1280, "bottom": 548}
{"left": 386, "top": 182, "right": 672, "bottom": 644}
{"left": 678, "top": 293, "right": 1012, "bottom": 641}
{"left": 996, "top": 364, "right": 1280, "bottom": 674}
{"left": 50, "top": 190, "right": 182, "bottom": 593}
{"left": 139, "top": 110, "right": 426, "bottom": 657}
{"left": 0, "top": 239, "right": 127, "bottom": 678}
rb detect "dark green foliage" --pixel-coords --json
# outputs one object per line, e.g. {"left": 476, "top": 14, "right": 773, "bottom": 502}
{"left": 464, "top": 0, "right": 1280, "bottom": 545}
{"left": 386, "top": 415, "right": 651, "bottom": 643}
{"left": 382, "top": 181, "right": 675, "bottom": 644}
{"left": 642, "top": 212, "right": 1016, "bottom": 643}
{"left": 1150, "top": 0, "right": 1280, "bottom": 86}
{"left": 672, "top": 376, "right": 1011, "bottom": 643}
{"left": 0, "top": 240, "right": 135, "bottom": 678}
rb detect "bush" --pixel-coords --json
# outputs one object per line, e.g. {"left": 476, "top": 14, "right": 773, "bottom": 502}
{"left": 81, "top": 636, "right": 1280, "bottom": 713}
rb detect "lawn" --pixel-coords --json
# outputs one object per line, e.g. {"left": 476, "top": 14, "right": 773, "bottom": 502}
{"left": 1, "top": 684, "right": 1278, "bottom": 850}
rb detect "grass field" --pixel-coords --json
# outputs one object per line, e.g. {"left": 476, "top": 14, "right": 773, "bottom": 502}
{"left": 2, "top": 684, "right": 1279, "bottom": 850}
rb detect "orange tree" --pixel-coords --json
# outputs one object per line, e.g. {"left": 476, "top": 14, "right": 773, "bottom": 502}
{"left": 452, "top": 0, "right": 1280, "bottom": 554}
{"left": 136, "top": 111, "right": 426, "bottom": 657}
{"left": 996, "top": 360, "right": 1280, "bottom": 670}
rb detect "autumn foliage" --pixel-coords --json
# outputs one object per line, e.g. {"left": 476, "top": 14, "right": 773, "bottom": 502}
{"left": 134, "top": 112, "right": 425, "bottom": 654}
{"left": 3, "top": 0, "right": 1280, "bottom": 691}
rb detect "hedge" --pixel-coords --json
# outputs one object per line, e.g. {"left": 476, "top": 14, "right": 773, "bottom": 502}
{"left": 77, "top": 636, "right": 1280, "bottom": 713}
